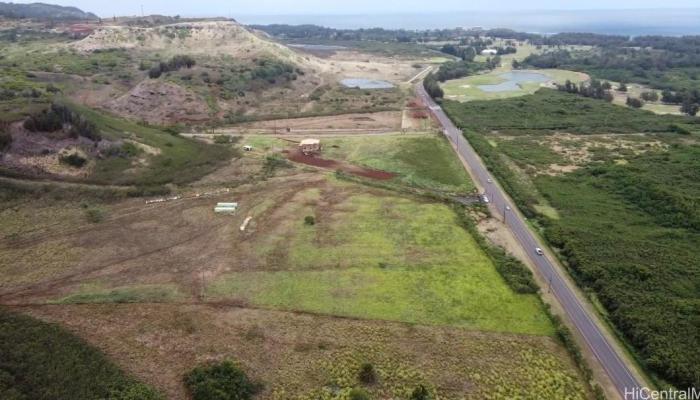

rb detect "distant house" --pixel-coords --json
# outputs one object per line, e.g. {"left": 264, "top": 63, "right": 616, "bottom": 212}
{"left": 67, "top": 24, "right": 95, "bottom": 39}
{"left": 481, "top": 49, "right": 498, "bottom": 56}
{"left": 299, "top": 138, "right": 321, "bottom": 155}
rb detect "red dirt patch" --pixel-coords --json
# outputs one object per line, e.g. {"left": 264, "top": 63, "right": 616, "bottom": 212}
{"left": 287, "top": 150, "right": 396, "bottom": 180}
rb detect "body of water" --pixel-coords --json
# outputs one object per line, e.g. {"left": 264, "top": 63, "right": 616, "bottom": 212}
{"left": 477, "top": 71, "right": 550, "bottom": 92}
{"left": 239, "top": 9, "right": 700, "bottom": 36}
{"left": 341, "top": 78, "right": 394, "bottom": 89}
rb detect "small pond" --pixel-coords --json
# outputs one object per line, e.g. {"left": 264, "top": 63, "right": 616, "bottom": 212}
{"left": 341, "top": 78, "right": 394, "bottom": 89}
{"left": 477, "top": 71, "right": 550, "bottom": 92}
{"left": 289, "top": 44, "right": 348, "bottom": 51}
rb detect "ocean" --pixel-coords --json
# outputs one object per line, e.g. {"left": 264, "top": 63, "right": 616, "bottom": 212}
{"left": 236, "top": 8, "right": 700, "bottom": 36}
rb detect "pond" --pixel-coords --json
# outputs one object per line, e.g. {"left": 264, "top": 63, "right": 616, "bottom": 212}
{"left": 477, "top": 71, "right": 551, "bottom": 93}
{"left": 289, "top": 44, "right": 348, "bottom": 51}
{"left": 341, "top": 78, "right": 395, "bottom": 89}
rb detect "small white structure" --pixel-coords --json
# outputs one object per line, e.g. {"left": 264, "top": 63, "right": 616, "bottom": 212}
{"left": 299, "top": 138, "right": 321, "bottom": 155}
{"left": 215, "top": 202, "right": 238, "bottom": 214}
{"left": 481, "top": 49, "right": 498, "bottom": 56}
{"left": 243, "top": 145, "right": 253, "bottom": 152}
{"left": 240, "top": 216, "right": 253, "bottom": 231}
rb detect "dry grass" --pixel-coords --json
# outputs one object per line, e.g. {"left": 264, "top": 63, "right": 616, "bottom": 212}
{"left": 17, "top": 304, "right": 589, "bottom": 400}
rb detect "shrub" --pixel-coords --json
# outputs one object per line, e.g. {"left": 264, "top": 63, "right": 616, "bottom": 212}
{"left": 357, "top": 363, "right": 377, "bottom": 385}
{"left": 148, "top": 55, "right": 196, "bottom": 79}
{"left": 59, "top": 152, "right": 87, "bottom": 168}
{"left": 626, "top": 97, "right": 644, "bottom": 108}
{"left": 85, "top": 207, "right": 105, "bottom": 223}
{"left": 213, "top": 135, "right": 232, "bottom": 144}
{"left": 0, "top": 131, "right": 12, "bottom": 152}
{"left": 184, "top": 360, "right": 258, "bottom": 400}
{"left": 23, "top": 109, "right": 63, "bottom": 132}
{"left": 410, "top": 385, "right": 431, "bottom": 400}
{"left": 0, "top": 308, "right": 162, "bottom": 400}
{"left": 348, "top": 387, "right": 370, "bottom": 400}
{"left": 304, "top": 216, "right": 315, "bottom": 226}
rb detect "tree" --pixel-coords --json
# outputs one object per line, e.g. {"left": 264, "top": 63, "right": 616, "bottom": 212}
{"left": 618, "top": 82, "right": 628, "bottom": 92}
{"left": 423, "top": 74, "right": 443, "bottom": 99}
{"left": 680, "top": 99, "right": 699, "bottom": 116}
{"left": 626, "top": 97, "right": 644, "bottom": 108}
{"left": 184, "top": 361, "right": 258, "bottom": 400}
{"left": 640, "top": 91, "right": 659, "bottom": 102}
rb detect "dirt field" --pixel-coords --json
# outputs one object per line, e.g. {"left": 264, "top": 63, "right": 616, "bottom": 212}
{"left": 286, "top": 149, "right": 396, "bottom": 180}
{"left": 229, "top": 111, "right": 403, "bottom": 132}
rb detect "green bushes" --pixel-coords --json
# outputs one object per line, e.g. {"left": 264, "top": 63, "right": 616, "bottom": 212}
{"left": 148, "top": 54, "right": 196, "bottom": 79}
{"left": 349, "top": 387, "right": 370, "bottom": 400}
{"left": 443, "top": 89, "right": 699, "bottom": 135}
{"left": 449, "top": 88, "right": 700, "bottom": 388}
{"left": 434, "top": 60, "right": 490, "bottom": 82}
{"left": 23, "top": 103, "right": 101, "bottom": 141}
{"left": 23, "top": 108, "right": 62, "bottom": 132}
{"left": 423, "top": 73, "right": 443, "bottom": 99}
{"left": 410, "top": 385, "right": 431, "bottom": 400}
{"left": 0, "top": 130, "right": 11, "bottom": 151}
{"left": 184, "top": 360, "right": 259, "bottom": 400}
{"left": 84, "top": 206, "right": 105, "bottom": 223}
{"left": 358, "top": 363, "right": 377, "bottom": 385}
{"left": 59, "top": 152, "right": 87, "bottom": 168}
{"left": 0, "top": 308, "right": 162, "bottom": 400}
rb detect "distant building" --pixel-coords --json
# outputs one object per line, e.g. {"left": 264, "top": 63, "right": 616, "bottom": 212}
{"left": 481, "top": 49, "right": 498, "bottom": 56}
{"left": 299, "top": 138, "right": 321, "bottom": 155}
{"left": 66, "top": 24, "right": 95, "bottom": 39}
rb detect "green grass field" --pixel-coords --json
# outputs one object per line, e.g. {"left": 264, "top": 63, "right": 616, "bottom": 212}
{"left": 322, "top": 134, "right": 474, "bottom": 192}
{"left": 245, "top": 134, "right": 474, "bottom": 193}
{"left": 208, "top": 188, "right": 553, "bottom": 336}
{"left": 441, "top": 69, "right": 588, "bottom": 102}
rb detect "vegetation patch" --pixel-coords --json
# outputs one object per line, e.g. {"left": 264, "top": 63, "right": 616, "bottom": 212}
{"left": 449, "top": 91, "right": 700, "bottom": 388}
{"left": 443, "top": 88, "right": 699, "bottom": 135}
{"left": 208, "top": 189, "right": 552, "bottom": 336}
{"left": 184, "top": 360, "right": 260, "bottom": 400}
{"left": 319, "top": 134, "right": 473, "bottom": 193}
{"left": 0, "top": 307, "right": 162, "bottom": 400}
{"left": 50, "top": 284, "right": 184, "bottom": 304}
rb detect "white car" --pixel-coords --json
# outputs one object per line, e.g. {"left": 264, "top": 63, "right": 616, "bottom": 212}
{"left": 487, "top": 178, "right": 493, "bottom": 183}
{"left": 481, "top": 195, "right": 490, "bottom": 204}
{"left": 535, "top": 247, "right": 544, "bottom": 256}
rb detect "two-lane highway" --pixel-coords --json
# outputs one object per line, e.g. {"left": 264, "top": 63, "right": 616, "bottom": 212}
{"left": 416, "top": 84, "right": 643, "bottom": 400}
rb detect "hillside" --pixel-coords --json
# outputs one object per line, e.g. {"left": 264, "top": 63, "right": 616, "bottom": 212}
{"left": 0, "top": 2, "right": 97, "bottom": 20}
{"left": 72, "top": 21, "right": 315, "bottom": 68}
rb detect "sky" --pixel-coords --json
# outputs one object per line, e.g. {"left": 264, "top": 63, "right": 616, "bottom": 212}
{"left": 11, "top": 0, "right": 700, "bottom": 17}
